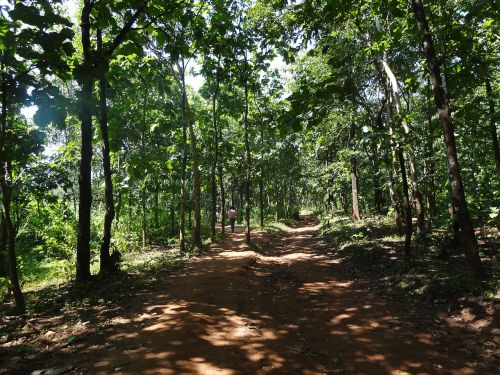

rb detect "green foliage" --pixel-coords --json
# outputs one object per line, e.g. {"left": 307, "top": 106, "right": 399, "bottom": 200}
{"left": 0, "top": 277, "right": 9, "bottom": 301}
{"left": 1, "top": 0, "right": 497, "bottom": 315}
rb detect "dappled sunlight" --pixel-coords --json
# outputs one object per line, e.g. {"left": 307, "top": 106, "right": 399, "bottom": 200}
{"left": 8, "top": 222, "right": 492, "bottom": 374}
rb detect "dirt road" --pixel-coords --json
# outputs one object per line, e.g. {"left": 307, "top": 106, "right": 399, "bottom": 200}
{"left": 13, "top": 220, "right": 497, "bottom": 374}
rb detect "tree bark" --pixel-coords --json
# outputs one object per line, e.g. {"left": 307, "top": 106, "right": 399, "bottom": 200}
{"left": 219, "top": 166, "right": 226, "bottom": 235}
{"left": 76, "top": 0, "right": 94, "bottom": 282}
{"left": 210, "top": 85, "right": 219, "bottom": 241}
{"left": 382, "top": 53, "right": 425, "bottom": 235}
{"left": 141, "top": 79, "right": 148, "bottom": 249}
{"left": 217, "top": 77, "right": 225, "bottom": 236}
{"left": 411, "top": 0, "right": 483, "bottom": 278}
{"left": 386, "top": 88, "right": 411, "bottom": 247}
{"left": 371, "top": 57, "right": 403, "bottom": 230}
{"left": 188, "top": 115, "right": 202, "bottom": 248}
{"left": 154, "top": 180, "right": 159, "bottom": 227}
{"left": 259, "top": 120, "right": 265, "bottom": 227}
{"left": 372, "top": 148, "right": 383, "bottom": 214}
{"left": 243, "top": 53, "right": 251, "bottom": 243}
{"left": 424, "top": 107, "right": 437, "bottom": 218}
{"left": 387, "top": 166, "right": 403, "bottom": 233}
{"left": 0, "top": 214, "right": 6, "bottom": 277}
{"left": 0, "top": 79, "right": 25, "bottom": 313}
{"left": 186, "top": 102, "right": 202, "bottom": 249}
{"left": 97, "top": 30, "right": 116, "bottom": 274}
{"left": 170, "top": 189, "right": 176, "bottom": 236}
{"left": 349, "top": 121, "right": 361, "bottom": 221}
{"left": 179, "top": 106, "right": 187, "bottom": 253}
{"left": 351, "top": 158, "right": 361, "bottom": 222}
{"left": 388, "top": 104, "right": 412, "bottom": 256}
{"left": 76, "top": 76, "right": 93, "bottom": 281}
{"left": 1, "top": 165, "right": 25, "bottom": 314}
{"left": 397, "top": 145, "right": 413, "bottom": 257}
{"left": 142, "top": 186, "right": 147, "bottom": 249}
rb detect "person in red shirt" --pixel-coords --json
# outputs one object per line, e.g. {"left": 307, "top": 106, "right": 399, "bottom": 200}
{"left": 228, "top": 206, "right": 237, "bottom": 233}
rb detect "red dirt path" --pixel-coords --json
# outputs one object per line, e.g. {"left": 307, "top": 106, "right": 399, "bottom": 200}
{"left": 9, "top": 220, "right": 498, "bottom": 374}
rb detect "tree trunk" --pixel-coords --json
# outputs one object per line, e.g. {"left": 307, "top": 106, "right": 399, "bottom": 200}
{"left": 0, "top": 214, "right": 6, "bottom": 277}
{"left": 217, "top": 75, "right": 225, "bottom": 236}
{"left": 188, "top": 109, "right": 202, "bottom": 249}
{"left": 397, "top": 146, "right": 413, "bottom": 257}
{"left": 0, "top": 82, "right": 25, "bottom": 313}
{"left": 170, "top": 189, "right": 176, "bottom": 236}
{"left": 76, "top": 1, "right": 93, "bottom": 282}
{"left": 349, "top": 121, "right": 361, "bottom": 221}
{"left": 372, "top": 158, "right": 383, "bottom": 214}
{"left": 142, "top": 186, "right": 147, "bottom": 249}
{"left": 386, "top": 85, "right": 412, "bottom": 256}
{"left": 371, "top": 57, "right": 403, "bottom": 230}
{"left": 243, "top": 55, "right": 251, "bottom": 244}
{"left": 239, "top": 183, "right": 244, "bottom": 215}
{"left": 141, "top": 79, "right": 148, "bottom": 249}
{"left": 76, "top": 73, "right": 93, "bottom": 282}
{"left": 210, "top": 92, "right": 218, "bottom": 241}
{"left": 382, "top": 52, "right": 425, "bottom": 235}
{"left": 387, "top": 166, "right": 403, "bottom": 233}
{"left": 219, "top": 164, "right": 226, "bottom": 236}
{"left": 177, "top": 59, "right": 201, "bottom": 249}
{"left": 351, "top": 158, "right": 361, "bottom": 222}
{"left": 424, "top": 108, "right": 437, "bottom": 218}
{"left": 411, "top": 0, "right": 483, "bottom": 278}
{"left": 485, "top": 78, "right": 500, "bottom": 178}
{"left": 275, "top": 189, "right": 280, "bottom": 221}
{"left": 154, "top": 181, "right": 159, "bottom": 228}
{"left": 97, "top": 33, "right": 116, "bottom": 274}
{"left": 1, "top": 168, "right": 25, "bottom": 314}
{"left": 408, "top": 149, "right": 425, "bottom": 235}
{"left": 259, "top": 121, "right": 265, "bottom": 227}
{"left": 179, "top": 121, "right": 187, "bottom": 253}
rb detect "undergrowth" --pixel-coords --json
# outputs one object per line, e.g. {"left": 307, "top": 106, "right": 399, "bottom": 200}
{"left": 320, "top": 213, "right": 499, "bottom": 305}
{"left": 1, "top": 246, "right": 188, "bottom": 317}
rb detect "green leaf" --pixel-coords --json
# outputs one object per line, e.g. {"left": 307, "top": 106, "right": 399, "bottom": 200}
{"left": 482, "top": 18, "right": 494, "bottom": 28}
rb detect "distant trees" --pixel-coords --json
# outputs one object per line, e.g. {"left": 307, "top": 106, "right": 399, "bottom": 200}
{"left": 1, "top": 0, "right": 496, "bottom": 314}
{"left": 256, "top": 0, "right": 497, "bottom": 278}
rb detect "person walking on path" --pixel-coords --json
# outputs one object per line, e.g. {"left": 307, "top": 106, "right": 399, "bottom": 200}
{"left": 228, "top": 206, "right": 237, "bottom": 233}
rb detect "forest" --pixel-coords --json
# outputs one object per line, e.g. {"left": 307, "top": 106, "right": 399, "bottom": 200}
{"left": 0, "top": 0, "right": 498, "bottom": 373}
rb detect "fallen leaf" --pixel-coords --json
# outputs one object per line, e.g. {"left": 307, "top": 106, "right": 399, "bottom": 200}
{"left": 31, "top": 366, "right": 73, "bottom": 375}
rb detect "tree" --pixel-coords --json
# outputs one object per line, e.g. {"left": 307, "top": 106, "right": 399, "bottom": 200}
{"left": 411, "top": 0, "right": 484, "bottom": 278}
{"left": 0, "top": 0, "right": 73, "bottom": 313}
{"left": 74, "top": 0, "right": 148, "bottom": 281}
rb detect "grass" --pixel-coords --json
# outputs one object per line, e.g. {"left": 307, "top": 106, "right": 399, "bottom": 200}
{"left": 1, "top": 245, "right": 188, "bottom": 317}
{"left": 264, "top": 221, "right": 291, "bottom": 235}
{"left": 320, "top": 213, "right": 499, "bottom": 304}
